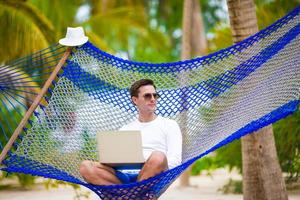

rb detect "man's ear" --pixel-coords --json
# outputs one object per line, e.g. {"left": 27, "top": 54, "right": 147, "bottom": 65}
{"left": 131, "top": 96, "right": 137, "bottom": 106}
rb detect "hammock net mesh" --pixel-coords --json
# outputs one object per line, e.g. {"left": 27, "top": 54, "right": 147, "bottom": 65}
{"left": 1, "top": 6, "right": 300, "bottom": 200}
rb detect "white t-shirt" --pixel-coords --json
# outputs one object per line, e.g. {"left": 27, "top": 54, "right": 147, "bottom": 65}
{"left": 120, "top": 116, "right": 182, "bottom": 169}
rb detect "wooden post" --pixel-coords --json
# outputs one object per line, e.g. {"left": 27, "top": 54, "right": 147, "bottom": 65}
{"left": 0, "top": 47, "right": 72, "bottom": 164}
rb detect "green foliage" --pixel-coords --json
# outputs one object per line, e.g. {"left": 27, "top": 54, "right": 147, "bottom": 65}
{"left": 191, "top": 140, "right": 242, "bottom": 175}
{"left": 214, "top": 140, "right": 242, "bottom": 173}
{"left": 29, "top": 0, "right": 84, "bottom": 40}
{"left": 191, "top": 0, "right": 300, "bottom": 182}
{"left": 208, "top": 27, "right": 232, "bottom": 53}
{"left": 15, "top": 173, "right": 36, "bottom": 189}
{"left": 0, "top": 1, "right": 50, "bottom": 62}
{"left": 44, "top": 179, "right": 90, "bottom": 200}
{"left": 219, "top": 179, "right": 243, "bottom": 194}
{"left": 191, "top": 155, "right": 225, "bottom": 176}
{"left": 152, "top": 0, "right": 227, "bottom": 61}
{"left": 87, "top": 4, "right": 174, "bottom": 62}
{"left": 0, "top": 101, "right": 24, "bottom": 150}
{"left": 1, "top": 0, "right": 300, "bottom": 194}
{"left": 0, "top": 172, "right": 36, "bottom": 189}
{"left": 273, "top": 108, "right": 300, "bottom": 181}
{"left": 192, "top": 109, "right": 300, "bottom": 180}
{"left": 200, "top": 0, "right": 228, "bottom": 32}
{"left": 256, "top": 0, "right": 300, "bottom": 30}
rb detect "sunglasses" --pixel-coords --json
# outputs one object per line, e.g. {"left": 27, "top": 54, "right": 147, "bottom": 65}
{"left": 142, "top": 93, "right": 160, "bottom": 101}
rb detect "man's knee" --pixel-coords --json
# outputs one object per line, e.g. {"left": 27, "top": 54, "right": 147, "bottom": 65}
{"left": 79, "top": 160, "right": 94, "bottom": 178}
{"left": 79, "top": 160, "right": 106, "bottom": 183}
{"left": 147, "top": 151, "right": 168, "bottom": 171}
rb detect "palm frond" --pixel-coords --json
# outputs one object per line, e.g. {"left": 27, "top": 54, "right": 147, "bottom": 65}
{"left": 0, "top": 4, "right": 50, "bottom": 63}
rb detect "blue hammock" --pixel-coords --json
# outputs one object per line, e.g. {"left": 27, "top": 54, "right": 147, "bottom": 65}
{"left": 1, "top": 6, "right": 300, "bottom": 200}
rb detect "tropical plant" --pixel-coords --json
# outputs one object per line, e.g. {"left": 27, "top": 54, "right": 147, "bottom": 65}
{"left": 192, "top": 0, "right": 300, "bottom": 182}
{"left": 0, "top": 0, "right": 54, "bottom": 62}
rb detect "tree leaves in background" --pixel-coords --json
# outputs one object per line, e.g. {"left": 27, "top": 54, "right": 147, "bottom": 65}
{"left": 192, "top": 1, "right": 300, "bottom": 180}
{"left": 0, "top": 0, "right": 52, "bottom": 62}
{"left": 274, "top": 108, "right": 300, "bottom": 181}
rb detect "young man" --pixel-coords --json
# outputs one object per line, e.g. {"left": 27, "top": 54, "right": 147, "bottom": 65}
{"left": 79, "top": 79, "right": 182, "bottom": 185}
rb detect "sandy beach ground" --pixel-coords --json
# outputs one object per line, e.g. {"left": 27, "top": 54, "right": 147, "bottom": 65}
{"left": 0, "top": 169, "right": 299, "bottom": 200}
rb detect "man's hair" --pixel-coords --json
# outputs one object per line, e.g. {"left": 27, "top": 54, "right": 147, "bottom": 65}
{"left": 130, "top": 79, "right": 156, "bottom": 97}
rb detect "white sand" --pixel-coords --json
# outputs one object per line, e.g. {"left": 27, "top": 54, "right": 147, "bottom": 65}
{"left": 0, "top": 169, "right": 299, "bottom": 200}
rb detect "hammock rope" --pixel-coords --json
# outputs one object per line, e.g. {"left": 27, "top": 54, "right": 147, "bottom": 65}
{"left": 1, "top": 6, "right": 300, "bottom": 199}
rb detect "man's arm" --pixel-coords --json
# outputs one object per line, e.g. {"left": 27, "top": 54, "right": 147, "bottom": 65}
{"left": 166, "top": 120, "right": 182, "bottom": 169}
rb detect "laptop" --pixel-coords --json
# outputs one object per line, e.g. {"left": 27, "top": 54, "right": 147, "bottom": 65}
{"left": 97, "top": 130, "right": 145, "bottom": 169}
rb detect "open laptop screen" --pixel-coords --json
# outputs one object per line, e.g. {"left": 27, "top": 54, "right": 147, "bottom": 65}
{"left": 97, "top": 131, "right": 145, "bottom": 168}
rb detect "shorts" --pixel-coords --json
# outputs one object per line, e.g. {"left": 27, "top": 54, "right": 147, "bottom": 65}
{"left": 115, "top": 170, "right": 139, "bottom": 184}
{"left": 114, "top": 164, "right": 143, "bottom": 184}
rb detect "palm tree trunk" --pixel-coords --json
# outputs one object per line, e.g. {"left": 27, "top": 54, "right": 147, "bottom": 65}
{"left": 191, "top": 0, "right": 207, "bottom": 56}
{"left": 227, "top": 0, "right": 288, "bottom": 199}
{"left": 180, "top": 0, "right": 207, "bottom": 187}
{"left": 179, "top": 0, "right": 193, "bottom": 187}
{"left": 181, "top": 0, "right": 193, "bottom": 60}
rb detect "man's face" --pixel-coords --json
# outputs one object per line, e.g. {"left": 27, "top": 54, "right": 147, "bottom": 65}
{"left": 132, "top": 85, "right": 159, "bottom": 114}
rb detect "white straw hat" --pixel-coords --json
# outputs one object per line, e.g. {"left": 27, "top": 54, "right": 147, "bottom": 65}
{"left": 59, "top": 27, "right": 88, "bottom": 46}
